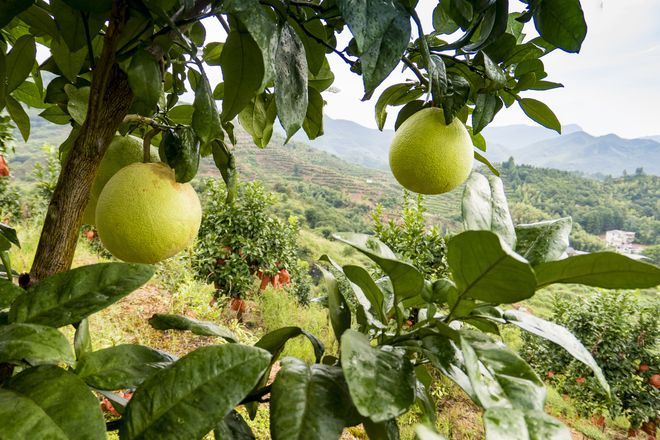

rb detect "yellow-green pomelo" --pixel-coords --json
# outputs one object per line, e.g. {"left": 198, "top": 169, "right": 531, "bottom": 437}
{"left": 95, "top": 162, "right": 201, "bottom": 264}
{"left": 389, "top": 107, "right": 473, "bottom": 194}
{"left": 82, "top": 136, "right": 158, "bottom": 225}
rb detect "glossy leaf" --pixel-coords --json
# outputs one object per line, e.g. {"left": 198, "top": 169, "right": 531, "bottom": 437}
{"left": 515, "top": 217, "right": 572, "bottom": 266}
{"left": 0, "top": 323, "right": 74, "bottom": 366}
{"left": 303, "top": 86, "right": 324, "bottom": 140}
{"left": 474, "top": 151, "right": 500, "bottom": 176}
{"left": 64, "top": 84, "right": 90, "bottom": 125}
{"left": 13, "top": 80, "right": 47, "bottom": 108}
{"left": 504, "top": 309, "right": 610, "bottom": 396}
{"left": 9, "top": 262, "right": 154, "bottom": 328}
{"left": 76, "top": 344, "right": 176, "bottom": 390}
{"left": 220, "top": 31, "right": 264, "bottom": 122}
{"left": 127, "top": 49, "right": 163, "bottom": 115}
{"left": 158, "top": 126, "right": 200, "bottom": 183}
{"left": 341, "top": 330, "right": 415, "bottom": 422}
{"left": 73, "top": 318, "right": 92, "bottom": 360}
{"left": 192, "top": 71, "right": 222, "bottom": 146}
{"left": 1, "top": 365, "right": 106, "bottom": 440}
{"left": 6, "top": 34, "right": 36, "bottom": 93}
{"left": 239, "top": 92, "right": 277, "bottom": 148}
{"left": 416, "top": 424, "right": 448, "bottom": 440}
{"left": 39, "top": 106, "right": 71, "bottom": 124}
{"left": 319, "top": 264, "right": 351, "bottom": 342}
{"left": 375, "top": 83, "right": 423, "bottom": 131}
{"left": 535, "top": 252, "right": 660, "bottom": 289}
{"left": 274, "top": 22, "right": 308, "bottom": 140}
{"left": 255, "top": 326, "right": 324, "bottom": 364}
{"left": 461, "top": 332, "right": 545, "bottom": 411}
{"left": 342, "top": 264, "right": 387, "bottom": 324}
{"left": 214, "top": 410, "right": 255, "bottom": 440}
{"left": 518, "top": 98, "right": 560, "bottom": 133}
{"left": 5, "top": 95, "right": 30, "bottom": 142}
{"left": 50, "top": 36, "right": 86, "bottom": 82}
{"left": 270, "top": 357, "right": 357, "bottom": 440}
{"left": 120, "top": 345, "right": 271, "bottom": 440}
{"left": 51, "top": 0, "right": 105, "bottom": 52}
{"left": 148, "top": 313, "right": 237, "bottom": 342}
{"left": 428, "top": 54, "right": 448, "bottom": 105}
{"left": 364, "top": 418, "right": 400, "bottom": 440}
{"left": 421, "top": 335, "right": 476, "bottom": 401}
{"left": 447, "top": 231, "right": 535, "bottom": 304}
{"left": 472, "top": 93, "right": 502, "bottom": 135}
{"left": 533, "top": 0, "right": 586, "bottom": 53}
{"left": 483, "top": 408, "right": 570, "bottom": 439}
{"left": 333, "top": 233, "right": 424, "bottom": 301}
{"left": 0, "top": 279, "right": 23, "bottom": 309}
{"left": 462, "top": 173, "right": 516, "bottom": 248}
{"left": 0, "top": 223, "right": 19, "bottom": 248}
{"left": 0, "top": 0, "right": 35, "bottom": 28}
{"left": 337, "top": 0, "right": 411, "bottom": 94}
{"left": 395, "top": 100, "right": 425, "bottom": 130}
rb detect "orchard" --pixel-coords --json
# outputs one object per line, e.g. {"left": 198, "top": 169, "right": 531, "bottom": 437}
{"left": 0, "top": 1, "right": 659, "bottom": 439}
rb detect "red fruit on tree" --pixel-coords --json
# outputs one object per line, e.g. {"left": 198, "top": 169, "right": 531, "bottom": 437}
{"left": 0, "top": 155, "right": 9, "bottom": 177}
{"left": 650, "top": 374, "right": 660, "bottom": 388}
{"left": 260, "top": 275, "right": 271, "bottom": 290}
{"left": 271, "top": 273, "right": 281, "bottom": 289}
{"left": 547, "top": 371, "right": 555, "bottom": 379}
{"left": 639, "top": 363, "right": 650, "bottom": 373}
{"left": 576, "top": 377, "right": 586, "bottom": 384}
{"left": 85, "top": 230, "right": 96, "bottom": 240}
{"left": 278, "top": 269, "right": 291, "bottom": 285}
{"left": 230, "top": 298, "right": 247, "bottom": 314}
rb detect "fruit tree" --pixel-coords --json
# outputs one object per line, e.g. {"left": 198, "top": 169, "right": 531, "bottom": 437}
{"left": 2, "top": 1, "right": 660, "bottom": 439}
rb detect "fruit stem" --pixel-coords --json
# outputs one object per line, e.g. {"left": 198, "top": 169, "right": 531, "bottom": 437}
{"left": 142, "top": 128, "right": 159, "bottom": 163}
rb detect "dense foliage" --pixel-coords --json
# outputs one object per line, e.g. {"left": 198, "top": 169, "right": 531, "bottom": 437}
{"left": 372, "top": 191, "right": 449, "bottom": 279}
{"left": 501, "top": 159, "right": 660, "bottom": 244}
{"left": 192, "top": 180, "right": 301, "bottom": 301}
{"left": 520, "top": 290, "right": 660, "bottom": 429}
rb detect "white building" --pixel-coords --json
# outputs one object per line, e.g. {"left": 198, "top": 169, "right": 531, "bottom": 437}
{"left": 605, "top": 230, "right": 636, "bottom": 253}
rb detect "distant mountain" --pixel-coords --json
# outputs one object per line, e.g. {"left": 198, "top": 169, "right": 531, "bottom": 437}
{"left": 293, "top": 116, "right": 659, "bottom": 176}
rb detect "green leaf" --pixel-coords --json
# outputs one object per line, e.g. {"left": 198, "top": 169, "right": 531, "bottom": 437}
{"left": 51, "top": 0, "right": 105, "bottom": 52}
{"left": 167, "top": 104, "right": 194, "bottom": 125}
{"left": 214, "top": 410, "right": 255, "bottom": 440}
{"left": 192, "top": 70, "right": 222, "bottom": 146}
{"left": 148, "top": 313, "right": 238, "bottom": 342}
{"left": 472, "top": 93, "right": 502, "bottom": 135}
{"left": 12, "top": 80, "right": 47, "bottom": 108}
{"left": 432, "top": 3, "right": 459, "bottom": 34}
{"left": 9, "top": 262, "right": 154, "bottom": 328}
{"left": 421, "top": 335, "right": 476, "bottom": 401}
{"left": 51, "top": 36, "right": 87, "bottom": 82}
{"left": 342, "top": 264, "right": 387, "bottom": 324}
{"left": 289, "top": 18, "right": 327, "bottom": 76}
{"left": 309, "top": 58, "right": 335, "bottom": 92}
{"left": 270, "top": 357, "right": 357, "bottom": 440}
{"left": 120, "top": 344, "right": 271, "bottom": 440}
{"left": 533, "top": 0, "right": 586, "bottom": 53}
{"left": 0, "top": 323, "right": 74, "bottom": 366}
{"left": 461, "top": 332, "right": 545, "bottom": 411}
{"left": 503, "top": 309, "right": 610, "bottom": 396}
{"left": 239, "top": 92, "right": 277, "bottom": 148}
{"left": 255, "top": 326, "right": 324, "bottom": 364}
{"left": 528, "top": 80, "right": 563, "bottom": 91}
{"left": 5, "top": 94, "right": 30, "bottom": 141}
{"left": 6, "top": 34, "right": 36, "bottom": 93}
{"left": 76, "top": 344, "right": 176, "bottom": 390}
{"left": 0, "top": 223, "right": 20, "bottom": 248}
{"left": 464, "top": 0, "right": 509, "bottom": 52}
{"left": 203, "top": 42, "right": 223, "bottom": 66}
{"left": 483, "top": 408, "right": 570, "bottom": 439}
{"left": 39, "top": 106, "right": 71, "bottom": 125}
{"left": 61, "top": 0, "right": 112, "bottom": 13}
{"left": 274, "top": 22, "right": 308, "bottom": 141}
{"left": 515, "top": 217, "right": 572, "bottom": 266}
{"left": 448, "top": 231, "right": 535, "bottom": 304}
{"left": 462, "top": 173, "right": 516, "bottom": 249}
{"left": 0, "top": 280, "right": 23, "bottom": 309}
{"left": 363, "top": 418, "right": 400, "bottom": 440}
{"left": 535, "top": 252, "right": 660, "bottom": 289}
{"left": 337, "top": 0, "right": 411, "bottom": 94}
{"left": 333, "top": 233, "right": 425, "bottom": 302}
{"left": 416, "top": 424, "right": 448, "bottom": 440}
{"left": 395, "top": 100, "right": 425, "bottom": 130}
{"left": 318, "top": 264, "right": 351, "bottom": 342}
{"left": 73, "top": 318, "right": 92, "bottom": 360}
{"left": 0, "top": 0, "right": 35, "bottom": 28}
{"left": 302, "top": 86, "right": 324, "bottom": 140}
{"left": 220, "top": 31, "right": 264, "bottom": 122}
{"left": 158, "top": 126, "right": 200, "bottom": 183}
{"left": 518, "top": 98, "right": 560, "bottom": 133}
{"left": 341, "top": 330, "right": 415, "bottom": 422}
{"left": 440, "top": 75, "right": 470, "bottom": 124}
{"left": 375, "top": 83, "right": 423, "bottom": 131}
{"left": 1, "top": 365, "right": 106, "bottom": 440}
{"left": 127, "top": 49, "right": 163, "bottom": 115}
{"left": 428, "top": 54, "right": 448, "bottom": 105}
{"left": 64, "top": 84, "right": 90, "bottom": 125}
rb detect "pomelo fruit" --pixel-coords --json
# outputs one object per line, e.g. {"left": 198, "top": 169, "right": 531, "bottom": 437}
{"left": 389, "top": 107, "right": 473, "bottom": 194}
{"left": 82, "top": 135, "right": 159, "bottom": 225}
{"left": 95, "top": 162, "right": 201, "bottom": 264}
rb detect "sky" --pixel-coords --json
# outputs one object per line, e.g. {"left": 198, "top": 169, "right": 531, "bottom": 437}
{"left": 318, "top": 0, "right": 660, "bottom": 138}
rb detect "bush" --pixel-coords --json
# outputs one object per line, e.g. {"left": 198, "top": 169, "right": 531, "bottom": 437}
{"left": 0, "top": 177, "right": 20, "bottom": 222}
{"left": 192, "top": 179, "right": 300, "bottom": 300}
{"left": 520, "top": 290, "right": 660, "bottom": 428}
{"left": 372, "top": 191, "right": 448, "bottom": 279}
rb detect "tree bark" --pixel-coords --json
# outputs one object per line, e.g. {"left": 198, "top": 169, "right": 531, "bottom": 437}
{"left": 29, "top": 0, "right": 132, "bottom": 283}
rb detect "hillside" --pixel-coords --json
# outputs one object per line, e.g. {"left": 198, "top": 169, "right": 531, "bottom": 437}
{"left": 4, "top": 114, "right": 658, "bottom": 248}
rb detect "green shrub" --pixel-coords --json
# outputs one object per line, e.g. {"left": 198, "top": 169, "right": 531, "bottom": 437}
{"left": 520, "top": 290, "right": 660, "bottom": 428}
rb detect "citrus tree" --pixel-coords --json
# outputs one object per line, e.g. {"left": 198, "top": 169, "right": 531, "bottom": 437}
{"left": 3, "top": 0, "right": 659, "bottom": 439}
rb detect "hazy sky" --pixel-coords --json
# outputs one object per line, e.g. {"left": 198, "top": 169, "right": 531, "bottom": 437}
{"left": 320, "top": 0, "right": 660, "bottom": 138}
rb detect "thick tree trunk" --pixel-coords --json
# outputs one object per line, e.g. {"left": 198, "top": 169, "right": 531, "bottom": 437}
{"left": 29, "top": 1, "right": 132, "bottom": 283}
